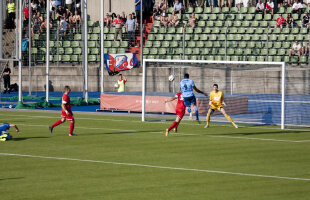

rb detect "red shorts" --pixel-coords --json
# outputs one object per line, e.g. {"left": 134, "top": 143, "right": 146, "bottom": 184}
{"left": 176, "top": 108, "right": 185, "bottom": 120}
{"left": 61, "top": 111, "right": 74, "bottom": 121}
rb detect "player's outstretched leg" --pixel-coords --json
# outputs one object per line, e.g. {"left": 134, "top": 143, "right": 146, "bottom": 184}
{"left": 194, "top": 105, "right": 199, "bottom": 121}
{"left": 205, "top": 109, "right": 213, "bottom": 128}
{"left": 49, "top": 119, "right": 65, "bottom": 133}
{"left": 187, "top": 107, "right": 193, "bottom": 120}
{"left": 166, "top": 121, "right": 179, "bottom": 136}
{"left": 222, "top": 110, "right": 238, "bottom": 128}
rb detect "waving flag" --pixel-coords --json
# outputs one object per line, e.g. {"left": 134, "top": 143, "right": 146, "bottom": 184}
{"left": 104, "top": 53, "right": 138, "bottom": 76}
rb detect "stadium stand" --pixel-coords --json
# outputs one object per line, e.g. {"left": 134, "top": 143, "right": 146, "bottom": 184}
{"left": 23, "top": 2, "right": 310, "bottom": 65}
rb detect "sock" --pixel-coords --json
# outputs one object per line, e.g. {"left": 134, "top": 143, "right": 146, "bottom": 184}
{"left": 70, "top": 122, "right": 74, "bottom": 135}
{"left": 52, "top": 120, "right": 63, "bottom": 128}
{"left": 174, "top": 122, "right": 180, "bottom": 130}
{"left": 194, "top": 106, "right": 199, "bottom": 120}
{"left": 224, "top": 114, "right": 235, "bottom": 125}
{"left": 206, "top": 113, "right": 210, "bottom": 125}
{"left": 187, "top": 107, "right": 191, "bottom": 114}
{"left": 168, "top": 121, "right": 178, "bottom": 131}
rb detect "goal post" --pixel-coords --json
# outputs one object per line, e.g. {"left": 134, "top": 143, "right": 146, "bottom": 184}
{"left": 142, "top": 59, "right": 287, "bottom": 129}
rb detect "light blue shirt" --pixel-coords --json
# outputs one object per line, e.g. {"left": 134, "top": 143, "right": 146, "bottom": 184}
{"left": 174, "top": 2, "right": 183, "bottom": 11}
{"left": 0, "top": 123, "right": 10, "bottom": 133}
{"left": 180, "top": 78, "right": 195, "bottom": 97}
{"left": 125, "top": 19, "right": 135, "bottom": 32}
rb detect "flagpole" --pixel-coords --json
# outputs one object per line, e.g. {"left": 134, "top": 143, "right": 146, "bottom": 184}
{"left": 46, "top": 0, "right": 50, "bottom": 102}
{"left": 100, "top": 0, "right": 104, "bottom": 93}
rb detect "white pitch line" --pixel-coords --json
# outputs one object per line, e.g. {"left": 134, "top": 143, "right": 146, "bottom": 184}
{"left": 0, "top": 152, "right": 309, "bottom": 182}
{"left": 16, "top": 123, "right": 310, "bottom": 143}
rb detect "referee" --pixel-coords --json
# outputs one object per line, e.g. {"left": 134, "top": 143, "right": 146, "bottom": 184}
{"left": 3, "top": 65, "right": 11, "bottom": 94}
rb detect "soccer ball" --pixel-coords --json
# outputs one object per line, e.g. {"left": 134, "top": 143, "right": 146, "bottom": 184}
{"left": 114, "top": 83, "right": 119, "bottom": 88}
{"left": 169, "top": 75, "right": 175, "bottom": 82}
{"left": 9, "top": 105, "right": 12, "bottom": 109}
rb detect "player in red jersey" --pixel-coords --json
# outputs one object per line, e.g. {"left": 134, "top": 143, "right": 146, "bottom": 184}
{"left": 49, "top": 86, "right": 77, "bottom": 136}
{"left": 165, "top": 92, "right": 186, "bottom": 137}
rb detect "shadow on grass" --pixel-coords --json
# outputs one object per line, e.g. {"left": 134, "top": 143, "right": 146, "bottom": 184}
{"left": 0, "top": 177, "right": 24, "bottom": 181}
{"left": 12, "top": 136, "right": 49, "bottom": 141}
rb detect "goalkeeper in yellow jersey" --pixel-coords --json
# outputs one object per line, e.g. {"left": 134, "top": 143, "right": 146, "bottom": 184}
{"left": 205, "top": 84, "right": 238, "bottom": 128}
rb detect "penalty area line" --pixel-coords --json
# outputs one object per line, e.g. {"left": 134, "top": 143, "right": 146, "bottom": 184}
{"left": 0, "top": 152, "right": 310, "bottom": 182}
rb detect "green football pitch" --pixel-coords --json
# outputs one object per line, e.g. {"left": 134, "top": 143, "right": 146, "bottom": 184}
{"left": 0, "top": 110, "right": 310, "bottom": 200}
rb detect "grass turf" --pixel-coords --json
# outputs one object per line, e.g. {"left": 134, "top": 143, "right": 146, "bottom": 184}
{"left": 0, "top": 110, "right": 310, "bottom": 200}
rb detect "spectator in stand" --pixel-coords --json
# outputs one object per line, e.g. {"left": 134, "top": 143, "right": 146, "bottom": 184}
{"left": 302, "top": 42, "right": 309, "bottom": 56}
{"left": 125, "top": 14, "right": 137, "bottom": 47}
{"left": 31, "top": 0, "right": 38, "bottom": 13}
{"left": 135, "top": 0, "right": 141, "bottom": 23}
{"left": 184, "top": 13, "right": 196, "bottom": 28}
{"left": 72, "top": 10, "right": 81, "bottom": 31}
{"left": 113, "top": 15, "right": 123, "bottom": 42}
{"left": 33, "top": 11, "right": 44, "bottom": 23}
{"left": 121, "top": 12, "right": 127, "bottom": 24}
{"left": 159, "top": 13, "right": 169, "bottom": 28}
{"left": 308, "top": 0, "right": 310, "bottom": 8}
{"left": 132, "top": 12, "right": 136, "bottom": 21}
{"left": 65, "top": 9, "right": 71, "bottom": 24}
{"left": 159, "top": 0, "right": 167, "bottom": 12}
{"left": 301, "top": 11, "right": 310, "bottom": 28}
{"left": 173, "top": 0, "right": 183, "bottom": 15}
{"left": 292, "top": 0, "right": 304, "bottom": 18}
{"left": 287, "top": 0, "right": 293, "bottom": 7}
{"left": 65, "top": 0, "right": 73, "bottom": 11}
{"left": 59, "top": 17, "right": 68, "bottom": 41}
{"left": 104, "top": 13, "right": 112, "bottom": 27}
{"left": 168, "top": 11, "right": 180, "bottom": 27}
{"left": 276, "top": 14, "right": 286, "bottom": 28}
{"left": 265, "top": 0, "right": 274, "bottom": 16}
{"left": 32, "top": 18, "right": 41, "bottom": 38}
{"left": 56, "top": 5, "right": 66, "bottom": 21}
{"left": 255, "top": 0, "right": 264, "bottom": 16}
{"left": 286, "top": 13, "right": 294, "bottom": 28}
{"left": 153, "top": 5, "right": 162, "bottom": 21}
{"left": 111, "top": 13, "right": 117, "bottom": 23}
{"left": 50, "top": 0, "right": 57, "bottom": 19}
{"left": 40, "top": 19, "right": 52, "bottom": 34}
{"left": 218, "top": 0, "right": 232, "bottom": 8}
{"left": 236, "top": 0, "right": 248, "bottom": 12}
{"left": 7, "top": 0, "right": 16, "bottom": 29}
{"left": 278, "top": 0, "right": 284, "bottom": 8}
{"left": 38, "top": 0, "right": 45, "bottom": 8}
{"left": 289, "top": 40, "right": 302, "bottom": 58}
{"left": 24, "top": 3, "right": 30, "bottom": 27}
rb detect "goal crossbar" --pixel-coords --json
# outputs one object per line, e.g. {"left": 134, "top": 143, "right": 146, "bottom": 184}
{"left": 142, "top": 59, "right": 286, "bottom": 129}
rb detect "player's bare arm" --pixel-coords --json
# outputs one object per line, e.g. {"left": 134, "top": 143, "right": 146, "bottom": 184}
{"left": 62, "top": 103, "right": 69, "bottom": 115}
{"left": 193, "top": 86, "right": 207, "bottom": 96}
{"left": 10, "top": 124, "right": 20, "bottom": 133}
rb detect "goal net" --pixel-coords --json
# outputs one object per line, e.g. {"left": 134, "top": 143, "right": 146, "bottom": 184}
{"left": 142, "top": 59, "right": 310, "bottom": 129}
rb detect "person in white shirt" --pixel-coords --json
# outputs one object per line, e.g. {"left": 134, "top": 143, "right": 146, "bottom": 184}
{"left": 255, "top": 0, "right": 264, "bottom": 15}
{"left": 173, "top": 0, "right": 183, "bottom": 14}
{"left": 65, "top": 0, "right": 73, "bottom": 11}
{"left": 289, "top": 41, "right": 302, "bottom": 58}
{"left": 265, "top": 0, "right": 274, "bottom": 15}
{"left": 292, "top": 0, "right": 304, "bottom": 18}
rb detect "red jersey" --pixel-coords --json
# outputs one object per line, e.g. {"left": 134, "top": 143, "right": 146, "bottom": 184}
{"left": 113, "top": 19, "right": 123, "bottom": 25}
{"left": 62, "top": 93, "right": 71, "bottom": 112}
{"left": 175, "top": 93, "right": 185, "bottom": 110}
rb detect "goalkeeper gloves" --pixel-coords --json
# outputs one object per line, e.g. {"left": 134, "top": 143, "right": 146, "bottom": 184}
{"left": 223, "top": 101, "right": 227, "bottom": 106}
{"left": 209, "top": 101, "right": 212, "bottom": 105}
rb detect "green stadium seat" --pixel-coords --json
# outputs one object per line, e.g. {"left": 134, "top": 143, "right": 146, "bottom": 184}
{"left": 243, "top": 34, "right": 251, "bottom": 41}
{"left": 71, "top": 55, "right": 79, "bottom": 63}
{"left": 152, "top": 41, "right": 161, "bottom": 48}
{"left": 156, "top": 34, "right": 164, "bottom": 40}
{"left": 300, "top": 28, "right": 308, "bottom": 34}
{"left": 269, "top": 49, "right": 277, "bottom": 56}
{"left": 201, "top": 14, "right": 208, "bottom": 20}
{"left": 145, "top": 41, "right": 152, "bottom": 48}
{"left": 270, "top": 34, "right": 277, "bottom": 41}
{"left": 264, "top": 14, "right": 272, "bottom": 21}
{"left": 247, "top": 41, "right": 255, "bottom": 48}
{"left": 282, "top": 28, "right": 290, "bottom": 34}
{"left": 195, "top": 7, "right": 203, "bottom": 13}
{"left": 62, "top": 55, "right": 71, "bottom": 62}
{"left": 206, "top": 55, "right": 214, "bottom": 60}
{"left": 150, "top": 48, "right": 158, "bottom": 55}
{"left": 236, "top": 14, "right": 244, "bottom": 21}
{"left": 218, "top": 14, "right": 225, "bottom": 21}
{"left": 251, "top": 21, "right": 259, "bottom": 27}
{"left": 197, "top": 41, "right": 204, "bottom": 48}
{"left": 291, "top": 28, "right": 299, "bottom": 34}
{"left": 222, "top": 7, "right": 229, "bottom": 13}
{"left": 143, "top": 48, "right": 150, "bottom": 55}
{"left": 257, "top": 56, "right": 265, "bottom": 61}
{"left": 92, "top": 27, "right": 100, "bottom": 34}
{"left": 185, "top": 7, "right": 194, "bottom": 13}
{"left": 248, "top": 7, "right": 256, "bottom": 14}
{"left": 209, "top": 34, "right": 217, "bottom": 40}
{"left": 65, "top": 48, "right": 73, "bottom": 55}
{"left": 205, "top": 41, "right": 212, "bottom": 48}
{"left": 235, "top": 48, "right": 243, "bottom": 55}
{"left": 193, "top": 34, "right": 200, "bottom": 41}
{"left": 287, "top": 35, "right": 295, "bottom": 41}
{"left": 292, "top": 13, "right": 299, "bottom": 20}
{"left": 227, "top": 48, "right": 234, "bottom": 55}
{"left": 112, "top": 41, "right": 120, "bottom": 48}
{"left": 185, "top": 48, "right": 192, "bottom": 55}
{"left": 158, "top": 48, "right": 167, "bottom": 55}
{"left": 170, "top": 41, "right": 178, "bottom": 47}
{"left": 195, "top": 27, "right": 202, "bottom": 34}
{"left": 269, "top": 21, "right": 277, "bottom": 27}
{"left": 106, "top": 34, "right": 114, "bottom": 40}
{"left": 192, "top": 48, "right": 200, "bottom": 54}
{"left": 53, "top": 55, "right": 61, "bottom": 62}
{"left": 215, "top": 21, "right": 223, "bottom": 27}
{"left": 240, "top": 7, "right": 248, "bottom": 14}
{"left": 255, "top": 14, "right": 263, "bottom": 21}
{"left": 88, "top": 55, "right": 97, "bottom": 62}
{"left": 274, "top": 42, "right": 282, "bottom": 48}
{"left": 88, "top": 41, "right": 96, "bottom": 48}
{"left": 184, "top": 34, "right": 191, "bottom": 41}
{"left": 296, "top": 35, "right": 304, "bottom": 41}
{"left": 245, "top": 28, "right": 254, "bottom": 34}
{"left": 212, "top": 27, "right": 220, "bottom": 34}
{"left": 218, "top": 34, "right": 226, "bottom": 41}
{"left": 231, "top": 7, "right": 238, "bottom": 13}
{"left": 260, "top": 21, "right": 268, "bottom": 27}
{"left": 248, "top": 56, "right": 256, "bottom": 61}
{"left": 159, "top": 28, "right": 166, "bottom": 34}
{"left": 239, "top": 41, "right": 247, "bottom": 48}
{"left": 230, "top": 56, "right": 239, "bottom": 61}
{"left": 167, "top": 27, "right": 175, "bottom": 34}
{"left": 91, "top": 48, "right": 99, "bottom": 55}
{"left": 73, "top": 48, "right": 82, "bottom": 55}
{"left": 165, "top": 34, "right": 173, "bottom": 41}
{"left": 209, "top": 14, "right": 217, "bottom": 21}
{"left": 245, "top": 14, "right": 253, "bottom": 21}
{"left": 213, "top": 7, "right": 221, "bottom": 13}
{"left": 234, "top": 21, "right": 242, "bottom": 27}
{"left": 187, "top": 41, "right": 196, "bottom": 48}
{"left": 277, "top": 49, "right": 286, "bottom": 56}
{"left": 244, "top": 49, "right": 252, "bottom": 55}
{"left": 226, "top": 14, "right": 235, "bottom": 21}
{"left": 278, "top": 35, "right": 286, "bottom": 41}
{"left": 90, "top": 34, "right": 99, "bottom": 41}
{"left": 198, "top": 21, "right": 206, "bottom": 27}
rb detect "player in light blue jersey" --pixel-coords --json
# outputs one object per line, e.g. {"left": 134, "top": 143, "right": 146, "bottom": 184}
{"left": 180, "top": 73, "right": 207, "bottom": 121}
{"left": 0, "top": 123, "right": 20, "bottom": 141}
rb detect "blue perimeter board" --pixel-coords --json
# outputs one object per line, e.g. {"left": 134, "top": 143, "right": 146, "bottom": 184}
{"left": 0, "top": 91, "right": 309, "bottom": 125}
